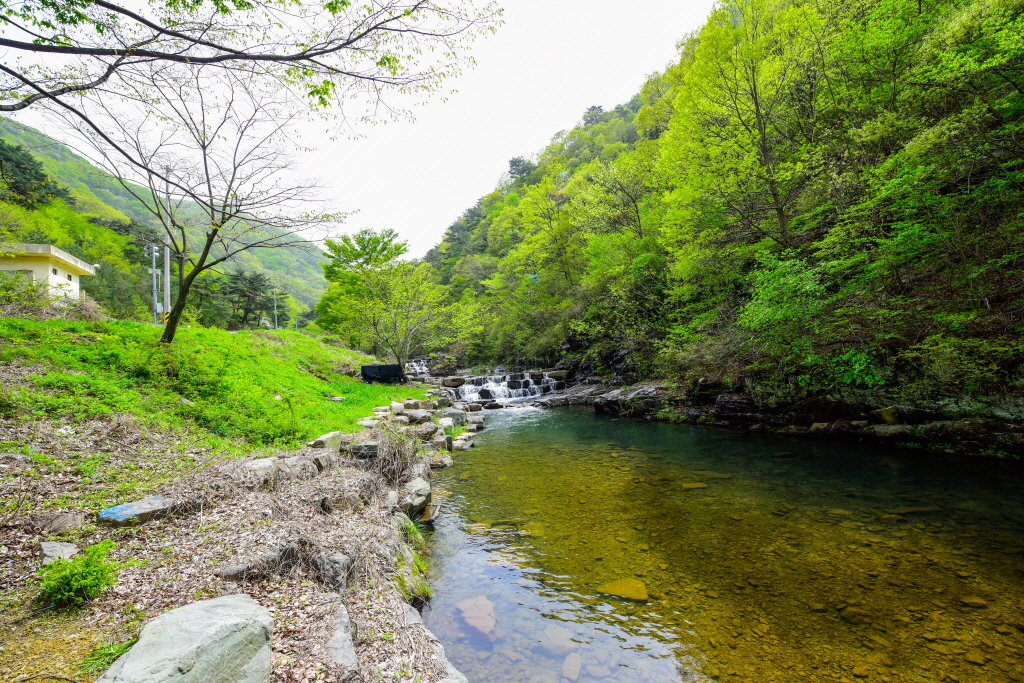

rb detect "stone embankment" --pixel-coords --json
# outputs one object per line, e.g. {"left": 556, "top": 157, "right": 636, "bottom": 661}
{"left": 522, "top": 378, "right": 1024, "bottom": 458}
{"left": 14, "top": 387, "right": 475, "bottom": 683}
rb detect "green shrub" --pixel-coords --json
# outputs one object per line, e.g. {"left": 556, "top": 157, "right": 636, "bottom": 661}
{"left": 37, "top": 540, "right": 120, "bottom": 606}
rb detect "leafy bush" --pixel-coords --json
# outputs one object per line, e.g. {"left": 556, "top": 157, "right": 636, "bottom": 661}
{"left": 37, "top": 540, "right": 120, "bottom": 606}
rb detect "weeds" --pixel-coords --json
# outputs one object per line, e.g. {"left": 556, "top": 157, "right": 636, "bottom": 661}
{"left": 78, "top": 637, "right": 136, "bottom": 674}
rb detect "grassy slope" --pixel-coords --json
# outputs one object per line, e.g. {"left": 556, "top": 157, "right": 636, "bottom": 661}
{"left": 0, "top": 320, "right": 425, "bottom": 512}
{"left": 0, "top": 319, "right": 422, "bottom": 444}
{"left": 0, "top": 118, "right": 329, "bottom": 307}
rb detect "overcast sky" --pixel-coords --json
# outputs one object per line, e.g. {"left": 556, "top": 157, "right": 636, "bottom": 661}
{"left": 296, "top": 0, "right": 717, "bottom": 257}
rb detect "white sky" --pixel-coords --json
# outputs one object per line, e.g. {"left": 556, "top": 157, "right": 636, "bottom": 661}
{"left": 296, "top": 0, "right": 717, "bottom": 258}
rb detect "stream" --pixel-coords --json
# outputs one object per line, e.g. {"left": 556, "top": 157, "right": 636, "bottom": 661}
{"left": 423, "top": 406, "right": 1024, "bottom": 683}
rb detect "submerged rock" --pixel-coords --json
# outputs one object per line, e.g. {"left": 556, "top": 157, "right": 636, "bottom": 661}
{"left": 455, "top": 595, "right": 496, "bottom": 635}
{"left": 97, "top": 594, "right": 272, "bottom": 683}
{"left": 537, "top": 624, "right": 577, "bottom": 656}
{"left": 596, "top": 578, "right": 648, "bottom": 601}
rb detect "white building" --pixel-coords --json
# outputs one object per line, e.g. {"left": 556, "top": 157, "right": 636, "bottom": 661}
{"left": 0, "top": 243, "right": 96, "bottom": 297}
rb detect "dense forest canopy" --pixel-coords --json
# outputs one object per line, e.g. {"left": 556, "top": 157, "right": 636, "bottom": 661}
{"left": 404, "top": 0, "right": 1024, "bottom": 409}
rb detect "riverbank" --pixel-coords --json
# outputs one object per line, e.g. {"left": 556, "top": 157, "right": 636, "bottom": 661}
{"left": 0, "top": 334, "right": 473, "bottom": 683}
{"left": 516, "top": 380, "right": 1024, "bottom": 460}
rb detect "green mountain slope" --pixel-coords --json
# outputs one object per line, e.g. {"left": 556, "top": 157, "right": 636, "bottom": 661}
{"left": 0, "top": 118, "right": 327, "bottom": 306}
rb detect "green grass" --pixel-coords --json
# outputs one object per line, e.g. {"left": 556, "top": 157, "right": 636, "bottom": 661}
{"left": 0, "top": 319, "right": 426, "bottom": 446}
{"left": 78, "top": 637, "right": 137, "bottom": 675}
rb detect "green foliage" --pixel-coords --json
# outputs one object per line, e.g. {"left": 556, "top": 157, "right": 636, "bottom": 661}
{"left": 417, "top": 0, "right": 1024, "bottom": 405}
{"left": 0, "top": 140, "right": 72, "bottom": 208}
{"left": 36, "top": 540, "right": 119, "bottom": 607}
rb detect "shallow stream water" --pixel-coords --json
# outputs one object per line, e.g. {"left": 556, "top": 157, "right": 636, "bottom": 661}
{"left": 423, "top": 406, "right": 1024, "bottom": 683}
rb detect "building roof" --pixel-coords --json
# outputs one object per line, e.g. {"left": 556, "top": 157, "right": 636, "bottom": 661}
{"left": 1, "top": 243, "right": 96, "bottom": 276}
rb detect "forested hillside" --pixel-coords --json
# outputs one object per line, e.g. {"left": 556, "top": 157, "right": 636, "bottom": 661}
{"left": 423, "top": 0, "right": 1024, "bottom": 412}
{"left": 0, "top": 119, "right": 328, "bottom": 310}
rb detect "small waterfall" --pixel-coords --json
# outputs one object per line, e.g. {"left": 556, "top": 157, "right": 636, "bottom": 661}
{"left": 406, "top": 360, "right": 429, "bottom": 375}
{"left": 454, "top": 372, "right": 564, "bottom": 403}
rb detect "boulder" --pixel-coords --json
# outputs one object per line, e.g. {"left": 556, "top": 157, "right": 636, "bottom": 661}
{"left": 327, "top": 603, "right": 359, "bottom": 681}
{"left": 415, "top": 423, "right": 440, "bottom": 440}
{"left": 390, "top": 402, "right": 405, "bottom": 414}
{"left": 405, "top": 410, "right": 431, "bottom": 424}
{"left": 356, "top": 419, "right": 381, "bottom": 428}
{"left": 277, "top": 456, "right": 318, "bottom": 479}
{"left": 391, "top": 415, "right": 410, "bottom": 426}
{"left": 311, "top": 453, "right": 338, "bottom": 473}
{"left": 868, "top": 424, "right": 915, "bottom": 439}
{"left": 442, "top": 409, "right": 468, "bottom": 426}
{"left": 98, "top": 496, "right": 177, "bottom": 526}
{"left": 32, "top": 511, "right": 86, "bottom": 534}
{"left": 442, "top": 377, "right": 465, "bottom": 388}
{"left": 97, "top": 594, "right": 272, "bottom": 683}
{"left": 308, "top": 431, "right": 344, "bottom": 450}
{"left": 484, "top": 402, "right": 502, "bottom": 410}
{"left": 402, "top": 399, "right": 420, "bottom": 410}
{"left": 868, "top": 406, "right": 899, "bottom": 424}
{"left": 400, "top": 478, "right": 432, "bottom": 516}
{"left": 428, "top": 453, "right": 454, "bottom": 469}
{"left": 547, "top": 370, "right": 569, "bottom": 380}
{"left": 430, "top": 435, "right": 453, "bottom": 452}
{"left": 467, "top": 414, "right": 484, "bottom": 425}
{"left": 350, "top": 442, "right": 379, "bottom": 459}
{"left": 438, "top": 417, "right": 455, "bottom": 429}
{"left": 40, "top": 541, "right": 78, "bottom": 565}
{"left": 417, "top": 400, "right": 433, "bottom": 410}
{"left": 435, "top": 396, "right": 453, "bottom": 408}
{"left": 466, "top": 403, "right": 483, "bottom": 412}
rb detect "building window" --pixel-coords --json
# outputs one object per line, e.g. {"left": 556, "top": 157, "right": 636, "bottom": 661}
{"left": 52, "top": 268, "right": 57, "bottom": 275}
{"left": 67, "top": 274, "right": 73, "bottom": 282}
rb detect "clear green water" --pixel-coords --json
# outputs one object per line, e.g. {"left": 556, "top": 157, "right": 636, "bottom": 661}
{"left": 424, "top": 406, "right": 1024, "bottom": 683}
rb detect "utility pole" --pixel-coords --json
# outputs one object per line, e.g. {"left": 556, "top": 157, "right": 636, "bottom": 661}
{"left": 145, "top": 244, "right": 160, "bottom": 324}
{"left": 163, "top": 240, "right": 171, "bottom": 324}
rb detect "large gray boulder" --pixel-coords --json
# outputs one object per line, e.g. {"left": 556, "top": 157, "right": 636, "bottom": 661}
{"left": 308, "top": 431, "right": 344, "bottom": 450}
{"left": 98, "top": 594, "right": 272, "bottom": 683}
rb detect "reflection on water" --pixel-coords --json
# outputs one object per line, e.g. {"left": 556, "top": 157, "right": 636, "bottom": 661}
{"left": 424, "top": 406, "right": 1024, "bottom": 683}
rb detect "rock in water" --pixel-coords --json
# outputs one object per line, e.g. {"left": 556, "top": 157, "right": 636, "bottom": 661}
{"left": 400, "top": 478, "right": 432, "bottom": 516}
{"left": 538, "top": 624, "right": 577, "bottom": 656}
{"left": 562, "top": 653, "right": 583, "bottom": 681}
{"left": 455, "top": 595, "right": 496, "bottom": 635}
{"left": 596, "top": 578, "right": 648, "bottom": 601}
{"left": 961, "top": 596, "right": 988, "bottom": 608}
{"left": 840, "top": 607, "right": 873, "bottom": 624}
{"left": 97, "top": 594, "right": 272, "bottom": 683}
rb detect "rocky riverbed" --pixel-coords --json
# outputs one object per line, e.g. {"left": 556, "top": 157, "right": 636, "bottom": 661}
{"left": 0, "top": 387, "right": 474, "bottom": 683}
